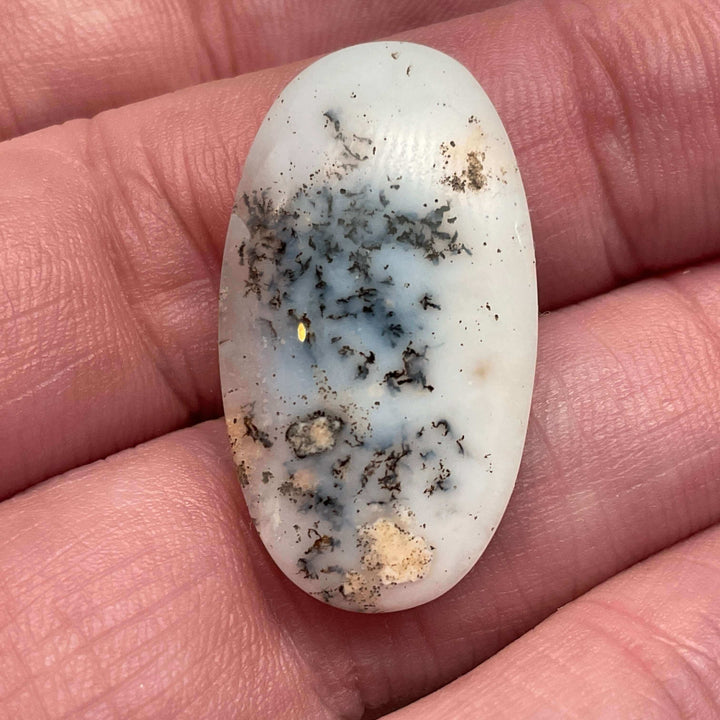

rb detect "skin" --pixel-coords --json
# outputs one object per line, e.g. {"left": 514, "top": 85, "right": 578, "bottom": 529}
{"left": 0, "top": 0, "right": 505, "bottom": 139}
{"left": 0, "top": 0, "right": 719, "bottom": 717}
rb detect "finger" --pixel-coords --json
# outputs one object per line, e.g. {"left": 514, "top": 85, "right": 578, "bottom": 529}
{"left": 1, "top": 267, "right": 720, "bottom": 718}
{"left": 0, "top": 423, "right": 325, "bottom": 720}
{"left": 386, "top": 524, "right": 720, "bottom": 719}
{"left": 0, "top": 0, "right": 504, "bottom": 140}
{"left": 2, "top": 0, "right": 719, "bottom": 495}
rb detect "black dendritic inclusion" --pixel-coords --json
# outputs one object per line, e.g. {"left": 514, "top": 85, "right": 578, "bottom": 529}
{"left": 239, "top": 112, "right": 469, "bottom": 384}
{"left": 241, "top": 184, "right": 465, "bottom": 351}
{"left": 297, "top": 533, "right": 341, "bottom": 580}
{"left": 384, "top": 343, "right": 434, "bottom": 392}
{"left": 236, "top": 109, "right": 471, "bottom": 569}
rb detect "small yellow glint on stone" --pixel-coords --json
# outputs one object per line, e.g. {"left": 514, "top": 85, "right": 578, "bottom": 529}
{"left": 297, "top": 322, "right": 307, "bottom": 342}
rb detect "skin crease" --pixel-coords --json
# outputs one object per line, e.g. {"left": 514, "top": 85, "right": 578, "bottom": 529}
{"left": 0, "top": 0, "right": 719, "bottom": 719}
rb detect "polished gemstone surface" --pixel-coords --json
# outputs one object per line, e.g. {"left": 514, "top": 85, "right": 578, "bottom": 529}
{"left": 219, "top": 41, "right": 537, "bottom": 612}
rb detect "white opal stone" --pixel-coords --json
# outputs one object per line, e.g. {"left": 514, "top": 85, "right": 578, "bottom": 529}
{"left": 219, "top": 42, "right": 537, "bottom": 612}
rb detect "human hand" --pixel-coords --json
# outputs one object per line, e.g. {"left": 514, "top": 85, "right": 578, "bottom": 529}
{"left": 1, "top": 0, "right": 719, "bottom": 717}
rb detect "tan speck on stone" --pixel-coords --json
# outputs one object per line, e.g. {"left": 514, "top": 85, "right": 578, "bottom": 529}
{"left": 226, "top": 416, "right": 243, "bottom": 448}
{"left": 340, "top": 569, "right": 383, "bottom": 611}
{"left": 474, "top": 361, "right": 491, "bottom": 379}
{"left": 286, "top": 412, "right": 344, "bottom": 458}
{"left": 226, "top": 416, "right": 249, "bottom": 465}
{"left": 309, "top": 420, "right": 334, "bottom": 451}
{"left": 359, "top": 518, "right": 433, "bottom": 586}
{"left": 291, "top": 468, "right": 318, "bottom": 492}
{"left": 225, "top": 415, "right": 265, "bottom": 477}
{"left": 342, "top": 570, "right": 370, "bottom": 598}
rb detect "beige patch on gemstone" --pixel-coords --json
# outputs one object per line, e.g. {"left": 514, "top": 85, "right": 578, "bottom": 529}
{"left": 226, "top": 416, "right": 249, "bottom": 465}
{"left": 309, "top": 419, "right": 334, "bottom": 449}
{"left": 290, "top": 468, "right": 318, "bottom": 492}
{"left": 340, "top": 569, "right": 383, "bottom": 611}
{"left": 358, "top": 518, "right": 433, "bottom": 585}
{"left": 473, "top": 360, "right": 491, "bottom": 379}
{"left": 225, "top": 416, "right": 266, "bottom": 486}
{"left": 286, "top": 413, "right": 343, "bottom": 458}
{"left": 342, "top": 570, "right": 372, "bottom": 599}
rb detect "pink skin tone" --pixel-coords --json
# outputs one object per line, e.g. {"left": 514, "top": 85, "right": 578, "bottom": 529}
{"left": 0, "top": 0, "right": 719, "bottom": 717}
{"left": 0, "top": 0, "right": 506, "bottom": 139}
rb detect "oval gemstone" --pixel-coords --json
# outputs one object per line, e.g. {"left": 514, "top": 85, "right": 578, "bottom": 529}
{"left": 219, "top": 42, "right": 537, "bottom": 612}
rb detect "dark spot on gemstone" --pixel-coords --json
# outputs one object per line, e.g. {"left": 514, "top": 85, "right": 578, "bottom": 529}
{"left": 243, "top": 413, "right": 273, "bottom": 448}
{"left": 297, "top": 557, "right": 317, "bottom": 579}
{"left": 424, "top": 460, "right": 452, "bottom": 496}
{"left": 359, "top": 443, "right": 411, "bottom": 498}
{"left": 236, "top": 460, "right": 250, "bottom": 487}
{"left": 332, "top": 455, "right": 351, "bottom": 480}
{"left": 384, "top": 343, "right": 434, "bottom": 392}
{"left": 420, "top": 293, "right": 441, "bottom": 310}
{"left": 442, "top": 149, "right": 487, "bottom": 193}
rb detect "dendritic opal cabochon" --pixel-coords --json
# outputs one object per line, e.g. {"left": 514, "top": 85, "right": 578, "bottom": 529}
{"left": 219, "top": 42, "right": 537, "bottom": 613}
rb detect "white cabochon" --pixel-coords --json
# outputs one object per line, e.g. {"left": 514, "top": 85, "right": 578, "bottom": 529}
{"left": 219, "top": 42, "right": 537, "bottom": 612}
